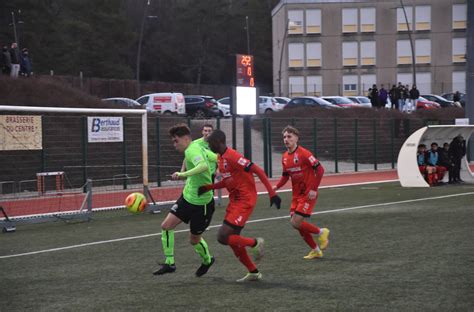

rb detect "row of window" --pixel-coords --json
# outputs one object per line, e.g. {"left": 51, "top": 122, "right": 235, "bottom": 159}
{"left": 288, "top": 4, "right": 467, "bottom": 35}
{"left": 288, "top": 38, "right": 466, "bottom": 68}
{"left": 288, "top": 72, "right": 466, "bottom": 97}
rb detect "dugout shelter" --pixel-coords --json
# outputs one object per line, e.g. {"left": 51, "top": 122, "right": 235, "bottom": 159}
{"left": 397, "top": 125, "right": 474, "bottom": 187}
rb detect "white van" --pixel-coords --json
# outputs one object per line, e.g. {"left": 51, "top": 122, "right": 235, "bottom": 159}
{"left": 136, "top": 93, "right": 186, "bottom": 115}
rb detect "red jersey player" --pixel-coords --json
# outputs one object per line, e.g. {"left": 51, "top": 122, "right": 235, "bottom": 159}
{"left": 198, "top": 129, "right": 281, "bottom": 282}
{"left": 273, "top": 126, "right": 330, "bottom": 259}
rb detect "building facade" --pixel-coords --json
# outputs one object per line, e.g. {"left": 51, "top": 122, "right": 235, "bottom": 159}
{"left": 272, "top": 0, "right": 468, "bottom": 97}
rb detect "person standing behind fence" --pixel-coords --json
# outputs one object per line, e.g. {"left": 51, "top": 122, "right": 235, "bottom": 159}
{"left": 397, "top": 83, "right": 405, "bottom": 111}
{"left": 370, "top": 84, "right": 379, "bottom": 108}
{"left": 9, "top": 42, "right": 20, "bottom": 78}
{"left": 449, "top": 135, "right": 466, "bottom": 183}
{"left": 20, "top": 48, "right": 32, "bottom": 77}
{"left": 1, "top": 46, "right": 12, "bottom": 76}
{"left": 389, "top": 85, "right": 398, "bottom": 110}
{"left": 407, "top": 85, "right": 418, "bottom": 112}
{"left": 378, "top": 84, "right": 388, "bottom": 109}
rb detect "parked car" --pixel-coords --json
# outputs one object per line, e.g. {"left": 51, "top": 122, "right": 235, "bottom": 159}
{"left": 136, "top": 92, "right": 186, "bottom": 115}
{"left": 184, "top": 95, "right": 220, "bottom": 118}
{"left": 216, "top": 97, "right": 231, "bottom": 117}
{"left": 259, "top": 96, "right": 284, "bottom": 114}
{"left": 416, "top": 97, "right": 441, "bottom": 110}
{"left": 284, "top": 96, "right": 340, "bottom": 109}
{"left": 321, "top": 96, "right": 359, "bottom": 108}
{"left": 440, "top": 92, "right": 465, "bottom": 107}
{"left": 347, "top": 96, "right": 372, "bottom": 108}
{"left": 102, "top": 97, "right": 142, "bottom": 108}
{"left": 274, "top": 97, "right": 291, "bottom": 107}
{"left": 420, "top": 94, "right": 454, "bottom": 108}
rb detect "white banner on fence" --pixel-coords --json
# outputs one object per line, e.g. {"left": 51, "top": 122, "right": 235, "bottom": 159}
{"left": 0, "top": 115, "right": 42, "bottom": 150}
{"left": 87, "top": 117, "right": 123, "bottom": 143}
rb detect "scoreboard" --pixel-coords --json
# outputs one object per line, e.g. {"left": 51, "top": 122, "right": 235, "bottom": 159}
{"left": 236, "top": 54, "right": 255, "bottom": 87}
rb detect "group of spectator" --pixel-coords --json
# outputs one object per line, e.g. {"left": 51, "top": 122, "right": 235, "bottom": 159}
{"left": 367, "top": 82, "right": 420, "bottom": 112}
{"left": 0, "top": 42, "right": 32, "bottom": 78}
{"left": 417, "top": 135, "right": 466, "bottom": 186}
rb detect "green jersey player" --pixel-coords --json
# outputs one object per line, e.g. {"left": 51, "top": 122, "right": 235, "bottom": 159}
{"left": 154, "top": 123, "right": 216, "bottom": 277}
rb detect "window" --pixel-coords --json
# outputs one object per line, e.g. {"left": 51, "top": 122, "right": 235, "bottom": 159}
{"left": 415, "top": 39, "right": 431, "bottom": 64}
{"left": 360, "top": 41, "right": 376, "bottom": 66}
{"left": 360, "top": 8, "right": 376, "bottom": 32}
{"left": 453, "top": 72, "right": 466, "bottom": 93}
{"left": 307, "top": 75, "right": 322, "bottom": 96}
{"left": 416, "top": 72, "right": 431, "bottom": 94}
{"left": 289, "top": 76, "right": 305, "bottom": 97}
{"left": 137, "top": 96, "right": 149, "bottom": 105}
{"left": 452, "top": 4, "right": 467, "bottom": 29}
{"left": 397, "top": 6, "right": 412, "bottom": 31}
{"left": 288, "top": 43, "right": 304, "bottom": 67}
{"left": 343, "top": 42, "right": 358, "bottom": 66}
{"left": 360, "top": 74, "right": 376, "bottom": 95}
{"left": 452, "top": 38, "right": 466, "bottom": 63}
{"left": 306, "top": 9, "right": 321, "bottom": 34}
{"left": 288, "top": 10, "right": 304, "bottom": 34}
{"left": 342, "top": 8, "right": 358, "bottom": 33}
{"left": 306, "top": 42, "right": 321, "bottom": 67}
{"left": 415, "top": 6, "right": 430, "bottom": 31}
{"left": 397, "top": 40, "right": 412, "bottom": 64}
{"left": 343, "top": 75, "right": 358, "bottom": 96}
{"left": 397, "top": 73, "right": 412, "bottom": 87}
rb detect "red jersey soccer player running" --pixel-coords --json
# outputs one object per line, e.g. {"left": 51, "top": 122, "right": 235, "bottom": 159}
{"left": 198, "top": 130, "right": 281, "bottom": 282}
{"left": 273, "top": 126, "right": 330, "bottom": 259}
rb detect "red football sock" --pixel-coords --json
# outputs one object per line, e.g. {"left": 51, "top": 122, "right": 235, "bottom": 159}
{"left": 228, "top": 235, "right": 256, "bottom": 248}
{"left": 230, "top": 245, "right": 257, "bottom": 272}
{"left": 298, "top": 229, "right": 317, "bottom": 249}
{"left": 299, "top": 221, "right": 321, "bottom": 234}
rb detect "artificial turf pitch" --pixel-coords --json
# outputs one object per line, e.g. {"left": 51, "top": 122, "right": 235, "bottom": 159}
{"left": 1, "top": 182, "right": 474, "bottom": 311}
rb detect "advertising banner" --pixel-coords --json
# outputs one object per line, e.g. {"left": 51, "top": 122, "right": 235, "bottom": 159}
{"left": 87, "top": 117, "right": 123, "bottom": 143}
{"left": 0, "top": 115, "right": 42, "bottom": 151}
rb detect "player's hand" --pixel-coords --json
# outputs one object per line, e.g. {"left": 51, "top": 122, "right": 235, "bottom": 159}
{"left": 307, "top": 190, "right": 318, "bottom": 200}
{"left": 198, "top": 185, "right": 211, "bottom": 196}
{"left": 272, "top": 186, "right": 278, "bottom": 192}
{"left": 171, "top": 172, "right": 183, "bottom": 180}
{"left": 270, "top": 195, "right": 281, "bottom": 209}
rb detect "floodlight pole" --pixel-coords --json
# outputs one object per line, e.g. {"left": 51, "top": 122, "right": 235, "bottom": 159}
{"left": 466, "top": 1, "right": 474, "bottom": 159}
{"left": 400, "top": 0, "right": 416, "bottom": 87}
{"left": 278, "top": 19, "right": 290, "bottom": 97}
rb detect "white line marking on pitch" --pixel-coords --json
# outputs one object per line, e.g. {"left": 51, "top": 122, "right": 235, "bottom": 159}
{"left": 1, "top": 190, "right": 473, "bottom": 260}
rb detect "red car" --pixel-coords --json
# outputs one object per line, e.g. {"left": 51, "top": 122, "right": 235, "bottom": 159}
{"left": 416, "top": 97, "right": 441, "bottom": 110}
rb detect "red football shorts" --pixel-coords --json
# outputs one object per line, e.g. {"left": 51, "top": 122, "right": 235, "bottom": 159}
{"left": 224, "top": 202, "right": 255, "bottom": 228}
{"left": 290, "top": 194, "right": 318, "bottom": 217}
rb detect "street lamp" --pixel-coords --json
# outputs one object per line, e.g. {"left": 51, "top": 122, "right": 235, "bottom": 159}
{"left": 398, "top": 0, "right": 416, "bottom": 87}
{"left": 9, "top": 10, "right": 24, "bottom": 48}
{"left": 136, "top": 0, "right": 152, "bottom": 97}
{"left": 278, "top": 19, "right": 290, "bottom": 97}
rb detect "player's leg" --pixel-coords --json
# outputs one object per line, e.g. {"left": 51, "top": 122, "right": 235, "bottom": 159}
{"left": 190, "top": 199, "right": 216, "bottom": 277}
{"left": 154, "top": 197, "right": 190, "bottom": 275}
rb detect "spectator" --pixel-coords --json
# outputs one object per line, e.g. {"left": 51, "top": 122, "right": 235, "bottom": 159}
{"left": 417, "top": 144, "right": 436, "bottom": 186}
{"left": 426, "top": 142, "right": 447, "bottom": 185}
{"left": 408, "top": 84, "right": 419, "bottom": 112}
{"left": 1, "top": 45, "right": 12, "bottom": 76}
{"left": 449, "top": 135, "right": 466, "bottom": 183}
{"left": 20, "top": 48, "right": 32, "bottom": 77}
{"left": 453, "top": 91, "right": 462, "bottom": 108}
{"left": 9, "top": 42, "right": 20, "bottom": 78}
{"left": 378, "top": 84, "right": 388, "bottom": 109}
{"left": 397, "top": 82, "right": 405, "bottom": 112}
{"left": 370, "top": 84, "right": 379, "bottom": 108}
{"left": 438, "top": 142, "right": 454, "bottom": 184}
{"left": 389, "top": 85, "right": 398, "bottom": 110}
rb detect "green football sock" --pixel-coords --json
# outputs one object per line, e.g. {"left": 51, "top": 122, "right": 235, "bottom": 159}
{"left": 194, "top": 238, "right": 212, "bottom": 265}
{"left": 161, "top": 230, "right": 175, "bottom": 265}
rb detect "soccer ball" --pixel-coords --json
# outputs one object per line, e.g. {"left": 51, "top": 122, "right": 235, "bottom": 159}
{"left": 125, "top": 192, "right": 147, "bottom": 213}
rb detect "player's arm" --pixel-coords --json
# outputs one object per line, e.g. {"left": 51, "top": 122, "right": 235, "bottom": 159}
{"left": 247, "top": 163, "right": 281, "bottom": 209}
{"left": 180, "top": 159, "right": 186, "bottom": 172}
{"left": 172, "top": 148, "right": 208, "bottom": 180}
{"left": 308, "top": 160, "right": 325, "bottom": 200}
{"left": 274, "top": 172, "right": 289, "bottom": 191}
{"left": 198, "top": 180, "right": 226, "bottom": 195}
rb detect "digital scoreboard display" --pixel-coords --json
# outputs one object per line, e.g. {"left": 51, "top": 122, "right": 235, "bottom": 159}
{"left": 236, "top": 54, "right": 255, "bottom": 87}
